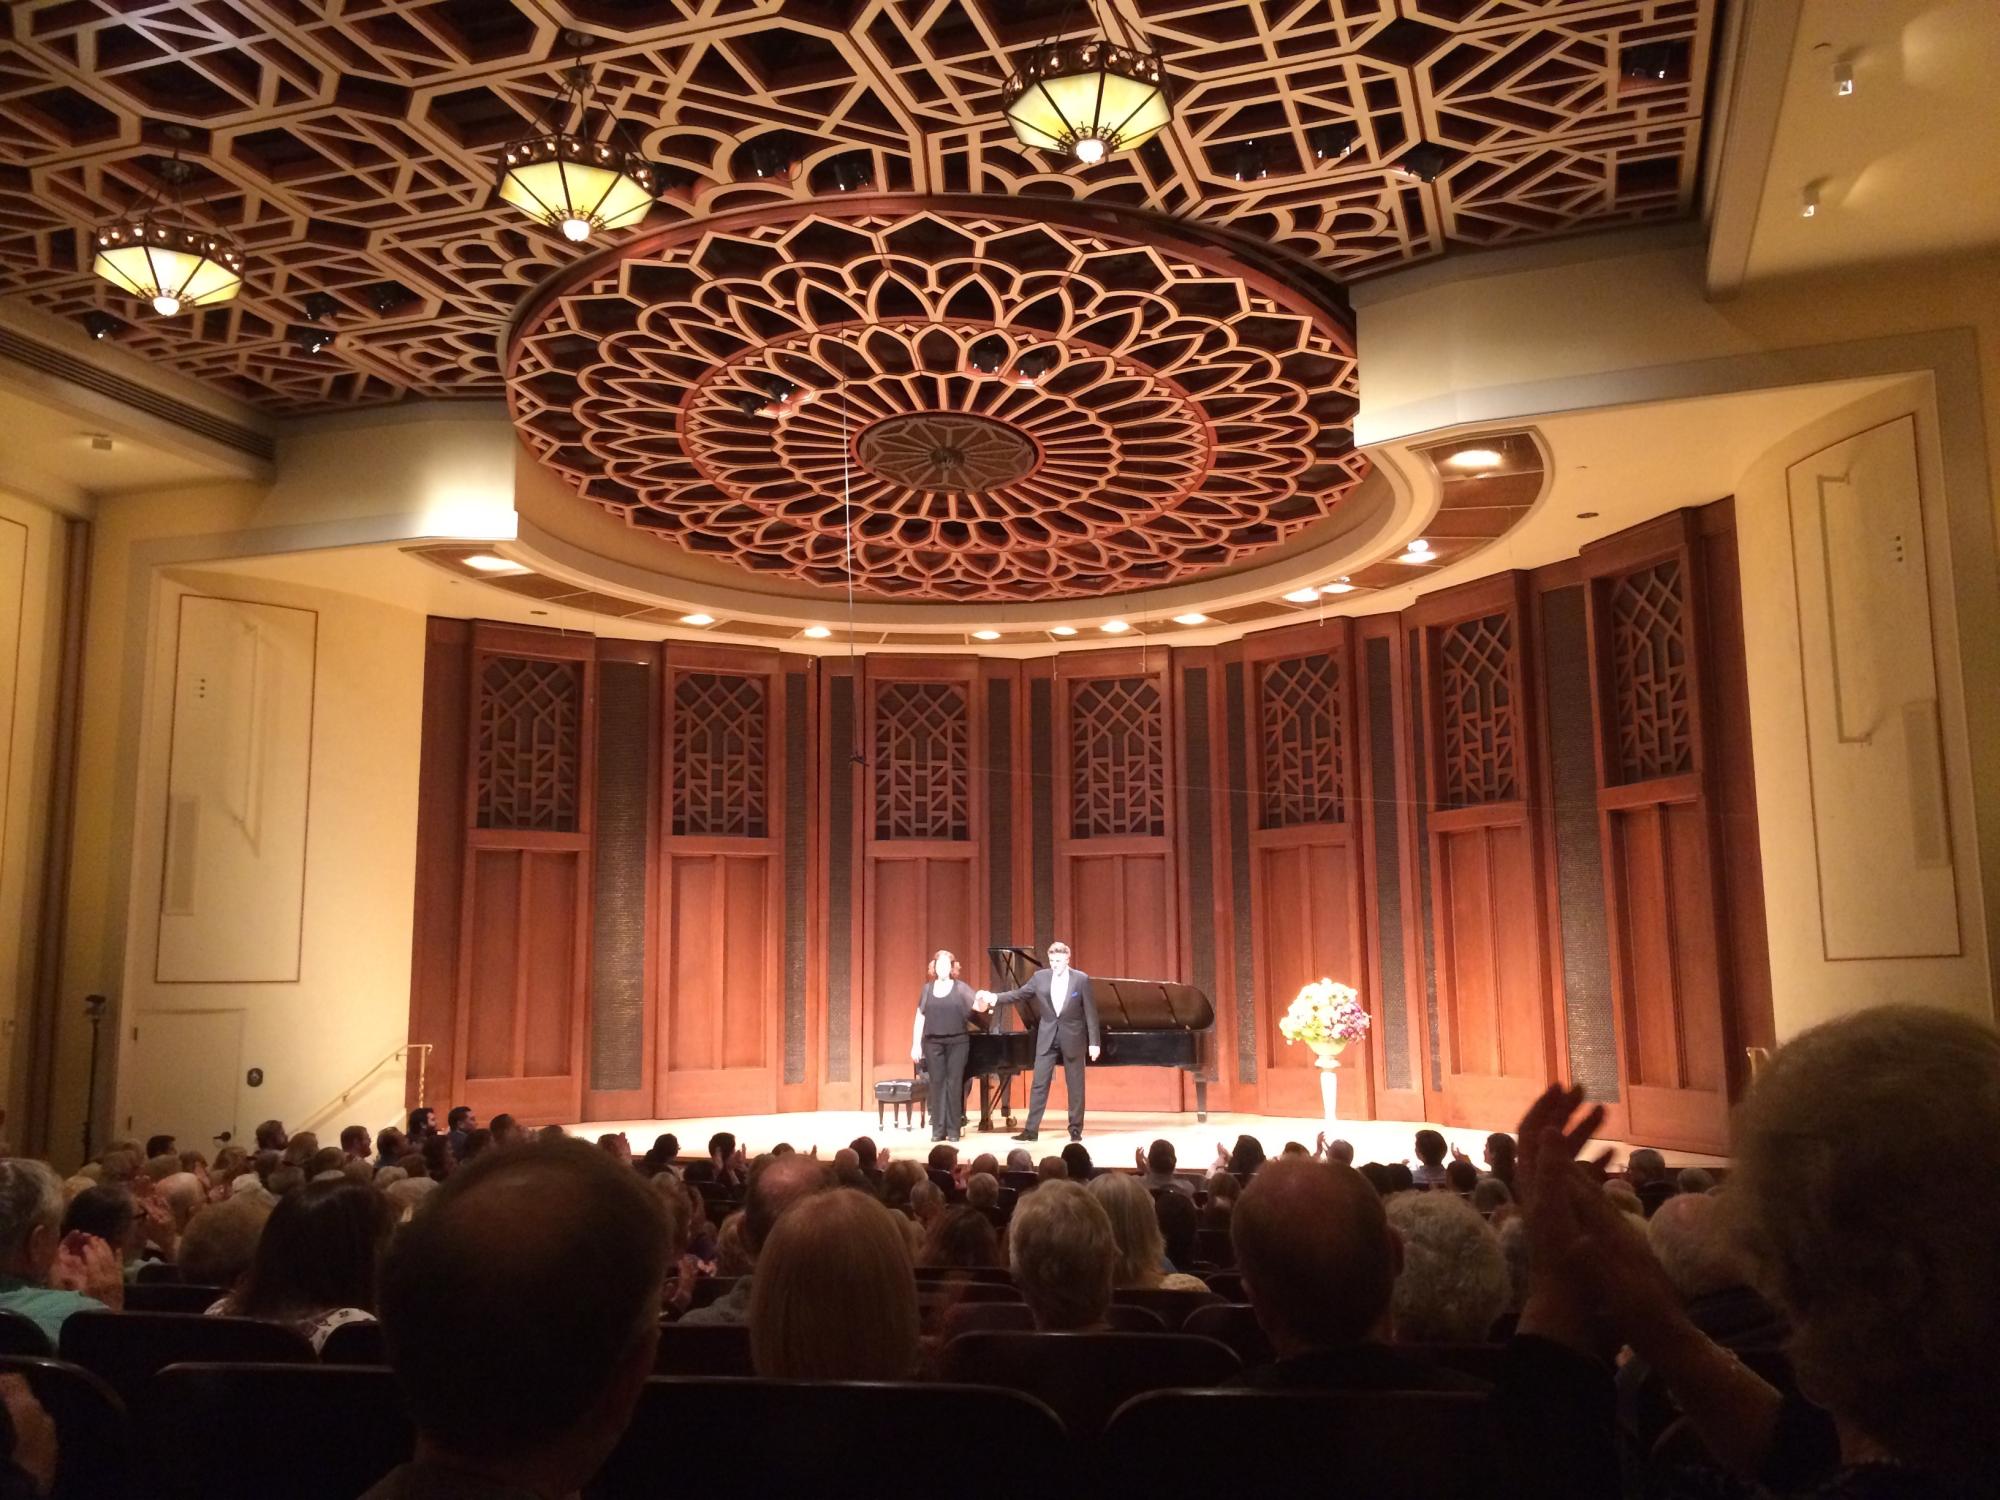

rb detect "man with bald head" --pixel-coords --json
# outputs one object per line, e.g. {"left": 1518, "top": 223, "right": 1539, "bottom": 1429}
{"left": 1232, "top": 1157, "right": 1483, "bottom": 1390}
{"left": 679, "top": 1151, "right": 827, "bottom": 1326}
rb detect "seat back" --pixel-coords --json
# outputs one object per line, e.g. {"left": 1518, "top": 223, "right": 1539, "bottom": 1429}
{"left": 145, "top": 1363, "right": 413, "bottom": 1500}
{"left": 58, "top": 1311, "right": 315, "bottom": 1406}
{"left": 0, "top": 1307, "right": 53, "bottom": 1357}
{"left": 319, "top": 1317, "right": 389, "bottom": 1366}
{"left": 913, "top": 1265, "right": 1012, "bottom": 1285}
{"left": 123, "top": 1282, "right": 227, "bottom": 1315}
{"left": 653, "top": 1322, "right": 754, "bottom": 1376}
{"left": 937, "top": 1331, "right": 1240, "bottom": 1436}
{"left": 1203, "top": 1268, "right": 1244, "bottom": 1300}
{"left": 1182, "top": 1303, "right": 1273, "bottom": 1368}
{"left": 134, "top": 1261, "right": 184, "bottom": 1284}
{"left": 1194, "top": 1228, "right": 1235, "bottom": 1268}
{"left": 591, "top": 1378, "right": 1068, "bottom": 1499}
{"left": 1112, "top": 1286, "right": 1222, "bottom": 1329}
{"left": 688, "top": 1276, "right": 738, "bottom": 1309}
{"left": 0, "top": 1355, "right": 133, "bottom": 1500}
{"left": 1411, "top": 1342, "right": 1508, "bottom": 1384}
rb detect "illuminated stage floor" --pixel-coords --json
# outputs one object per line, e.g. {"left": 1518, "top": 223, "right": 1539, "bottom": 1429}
{"left": 562, "top": 1109, "right": 1729, "bottom": 1171}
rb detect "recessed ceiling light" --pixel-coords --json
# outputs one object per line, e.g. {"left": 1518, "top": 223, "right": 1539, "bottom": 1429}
{"left": 84, "top": 433, "right": 114, "bottom": 453}
{"left": 1445, "top": 447, "right": 1503, "bottom": 471}
{"left": 802, "top": 625, "right": 832, "bottom": 639}
{"left": 1172, "top": 613, "right": 1209, "bottom": 626}
{"left": 1398, "top": 539, "right": 1434, "bottom": 564}
{"left": 1834, "top": 59, "right": 1854, "bottom": 97}
{"left": 1100, "top": 620, "right": 1130, "bottom": 634}
{"left": 462, "top": 553, "right": 527, "bottom": 575}
{"left": 1050, "top": 625, "right": 1078, "bottom": 637}
{"left": 972, "top": 629, "right": 1001, "bottom": 641}
{"left": 1321, "top": 578, "right": 1354, "bottom": 595}
{"left": 1800, "top": 183, "right": 1820, "bottom": 219}
{"left": 1283, "top": 588, "right": 1322, "bottom": 604}
{"left": 680, "top": 612, "right": 715, "bottom": 626}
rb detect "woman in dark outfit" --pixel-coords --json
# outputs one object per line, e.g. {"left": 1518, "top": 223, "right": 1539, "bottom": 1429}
{"left": 910, "top": 949, "right": 976, "bottom": 1143}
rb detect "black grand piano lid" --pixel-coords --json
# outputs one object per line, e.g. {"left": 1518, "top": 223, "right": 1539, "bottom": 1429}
{"left": 984, "top": 946, "right": 1214, "bottom": 1031}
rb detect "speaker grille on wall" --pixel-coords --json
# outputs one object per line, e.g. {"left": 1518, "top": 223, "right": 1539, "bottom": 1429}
{"left": 1364, "top": 638, "right": 1411, "bottom": 1091}
{"left": 1182, "top": 667, "right": 1219, "bottom": 1079}
{"left": 987, "top": 678, "right": 1013, "bottom": 946}
{"left": 826, "top": 673, "right": 855, "bottom": 1084}
{"left": 1029, "top": 677, "right": 1055, "bottom": 951}
{"left": 1543, "top": 586, "right": 1620, "bottom": 1102}
{"left": 1409, "top": 630, "right": 1443, "bottom": 1093}
{"left": 783, "top": 672, "right": 809, "bottom": 1086}
{"left": 1223, "top": 661, "right": 1256, "bottom": 1085}
{"left": 589, "top": 660, "right": 648, "bottom": 1093}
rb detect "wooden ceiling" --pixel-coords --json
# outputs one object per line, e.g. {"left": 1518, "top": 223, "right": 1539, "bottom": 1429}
{"left": 1, "top": 1, "right": 1719, "bottom": 415}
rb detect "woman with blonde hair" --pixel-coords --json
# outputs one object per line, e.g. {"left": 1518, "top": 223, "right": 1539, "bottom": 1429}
{"left": 910, "top": 949, "right": 978, "bottom": 1143}
{"left": 750, "top": 1189, "right": 919, "bottom": 1380}
{"left": 1088, "top": 1172, "right": 1209, "bottom": 1292}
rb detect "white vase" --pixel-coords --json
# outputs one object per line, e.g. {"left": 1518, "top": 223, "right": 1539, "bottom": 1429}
{"left": 1309, "top": 1040, "right": 1345, "bottom": 1125}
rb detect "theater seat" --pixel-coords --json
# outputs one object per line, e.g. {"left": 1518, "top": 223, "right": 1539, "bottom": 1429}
{"left": 0, "top": 1308, "right": 52, "bottom": 1357}
{"left": 58, "top": 1311, "right": 314, "bottom": 1407}
{"left": 1182, "top": 1303, "right": 1273, "bottom": 1368}
{"left": 319, "top": 1318, "right": 388, "bottom": 1366}
{"left": 593, "top": 1378, "right": 1068, "bottom": 1499}
{"left": 940, "top": 1301, "right": 1166, "bottom": 1337}
{"left": 144, "top": 1363, "right": 413, "bottom": 1500}
{"left": 0, "top": 1355, "right": 132, "bottom": 1500}
{"left": 1102, "top": 1388, "right": 1499, "bottom": 1499}
{"left": 653, "top": 1322, "right": 754, "bottom": 1376}
{"left": 1411, "top": 1342, "right": 1508, "bottom": 1384}
{"left": 688, "top": 1275, "right": 738, "bottom": 1309}
{"left": 1195, "top": 1228, "right": 1235, "bottom": 1268}
{"left": 123, "top": 1282, "right": 227, "bottom": 1315}
{"left": 913, "top": 1265, "right": 1013, "bottom": 1285}
{"left": 937, "top": 1331, "right": 1241, "bottom": 1436}
{"left": 1112, "top": 1286, "right": 1222, "bottom": 1329}
{"left": 1203, "top": 1269, "right": 1244, "bottom": 1300}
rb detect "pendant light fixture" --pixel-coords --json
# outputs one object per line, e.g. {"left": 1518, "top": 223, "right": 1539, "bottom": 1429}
{"left": 498, "top": 32, "right": 657, "bottom": 243}
{"left": 1001, "top": 1, "right": 1172, "bottom": 167}
{"left": 90, "top": 126, "right": 243, "bottom": 319}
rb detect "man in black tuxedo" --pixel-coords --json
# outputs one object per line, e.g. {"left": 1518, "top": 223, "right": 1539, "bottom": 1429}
{"left": 975, "top": 941, "right": 1101, "bottom": 1142}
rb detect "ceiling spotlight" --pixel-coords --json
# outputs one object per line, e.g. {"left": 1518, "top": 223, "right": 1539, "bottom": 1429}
{"left": 91, "top": 125, "right": 244, "bottom": 319}
{"left": 1320, "top": 578, "right": 1354, "bottom": 595}
{"left": 1445, "top": 447, "right": 1504, "bottom": 471}
{"left": 679, "top": 612, "right": 715, "bottom": 626}
{"left": 1002, "top": 2, "right": 1172, "bottom": 168}
{"left": 497, "top": 31, "right": 657, "bottom": 243}
{"left": 301, "top": 291, "right": 339, "bottom": 322}
{"left": 1833, "top": 58, "right": 1854, "bottom": 97}
{"left": 1172, "top": 613, "right": 1208, "bottom": 626}
{"left": 462, "top": 553, "right": 528, "bottom": 575}
{"left": 802, "top": 625, "right": 832, "bottom": 639}
{"left": 81, "top": 310, "right": 123, "bottom": 341}
{"left": 1100, "top": 619, "right": 1130, "bottom": 634}
{"left": 1220, "top": 140, "right": 1270, "bottom": 182}
{"left": 968, "top": 335, "right": 1009, "bottom": 375}
{"left": 744, "top": 137, "right": 798, "bottom": 181}
{"left": 1801, "top": 182, "right": 1820, "bottom": 219}
{"left": 1619, "top": 40, "right": 1686, "bottom": 83}
{"left": 762, "top": 377, "right": 797, "bottom": 407}
{"left": 1398, "top": 538, "right": 1434, "bottom": 564}
{"left": 972, "top": 629, "right": 1001, "bottom": 641}
{"left": 1394, "top": 142, "right": 1459, "bottom": 184}
{"left": 1050, "top": 625, "right": 1078, "bottom": 637}
{"left": 1013, "top": 348, "right": 1060, "bottom": 385}
{"left": 820, "top": 151, "right": 873, "bottom": 193}
{"left": 290, "top": 323, "right": 335, "bottom": 356}
{"left": 1283, "top": 588, "right": 1322, "bottom": 604}
{"left": 734, "top": 390, "right": 767, "bottom": 418}
{"left": 1307, "top": 123, "right": 1360, "bottom": 163}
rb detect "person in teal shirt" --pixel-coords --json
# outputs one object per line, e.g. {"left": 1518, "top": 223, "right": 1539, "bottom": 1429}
{"left": 0, "top": 1159, "right": 123, "bottom": 1346}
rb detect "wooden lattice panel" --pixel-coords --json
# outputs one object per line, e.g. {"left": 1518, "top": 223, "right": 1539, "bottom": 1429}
{"left": 670, "top": 671, "right": 768, "bottom": 838}
{"left": 0, "top": 1, "right": 1716, "bottom": 413}
{"left": 1608, "top": 559, "right": 1694, "bottom": 782}
{"left": 1070, "top": 676, "right": 1167, "bottom": 839}
{"left": 1438, "top": 612, "right": 1519, "bottom": 807}
{"left": 872, "top": 680, "right": 971, "bottom": 841}
{"left": 1258, "top": 652, "right": 1344, "bottom": 828}
{"left": 475, "top": 655, "right": 581, "bottom": 832}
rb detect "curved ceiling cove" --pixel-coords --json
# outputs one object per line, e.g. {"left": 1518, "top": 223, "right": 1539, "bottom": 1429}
{"left": 507, "top": 199, "right": 1366, "bottom": 601}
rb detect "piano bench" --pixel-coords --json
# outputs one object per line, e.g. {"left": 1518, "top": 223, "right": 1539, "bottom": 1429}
{"left": 874, "top": 1078, "right": 929, "bottom": 1132}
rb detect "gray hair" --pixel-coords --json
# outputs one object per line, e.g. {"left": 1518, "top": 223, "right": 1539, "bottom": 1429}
{"left": 1647, "top": 1191, "right": 1741, "bottom": 1301}
{"left": 1470, "top": 1177, "right": 1512, "bottom": 1217}
{"left": 1384, "top": 1191, "right": 1509, "bottom": 1343}
{"left": 1676, "top": 1166, "right": 1716, "bottom": 1194}
{"left": 0, "top": 1159, "right": 64, "bottom": 1262}
{"left": 1009, "top": 1178, "right": 1114, "bottom": 1330}
{"left": 966, "top": 1172, "right": 999, "bottom": 1209}
{"left": 1088, "top": 1171, "right": 1167, "bottom": 1288}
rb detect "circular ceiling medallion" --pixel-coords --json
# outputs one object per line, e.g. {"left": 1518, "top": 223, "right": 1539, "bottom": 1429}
{"left": 507, "top": 197, "right": 1366, "bottom": 601}
{"left": 855, "top": 412, "right": 1039, "bottom": 492}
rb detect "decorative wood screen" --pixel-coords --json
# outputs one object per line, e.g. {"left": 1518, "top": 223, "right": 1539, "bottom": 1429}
{"left": 1607, "top": 560, "right": 1695, "bottom": 783}
{"left": 1257, "top": 652, "right": 1343, "bottom": 828}
{"left": 1437, "top": 612, "right": 1520, "bottom": 807}
{"left": 1069, "top": 677, "right": 1167, "bottom": 838}
{"left": 873, "top": 680, "right": 971, "bottom": 841}
{"left": 474, "top": 656, "right": 582, "bottom": 832}
{"left": 670, "top": 672, "right": 768, "bottom": 837}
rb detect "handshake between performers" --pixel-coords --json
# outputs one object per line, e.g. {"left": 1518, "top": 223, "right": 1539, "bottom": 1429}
{"left": 972, "top": 941, "right": 1102, "bottom": 1144}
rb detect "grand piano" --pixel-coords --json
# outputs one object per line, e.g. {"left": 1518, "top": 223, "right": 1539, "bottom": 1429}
{"left": 964, "top": 946, "right": 1214, "bottom": 1130}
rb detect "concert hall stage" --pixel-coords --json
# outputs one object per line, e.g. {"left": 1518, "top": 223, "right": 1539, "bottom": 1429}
{"left": 561, "top": 1109, "right": 1729, "bottom": 1172}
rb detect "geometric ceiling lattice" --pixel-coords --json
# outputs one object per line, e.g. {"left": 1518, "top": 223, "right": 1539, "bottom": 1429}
{"left": 0, "top": 1, "right": 1716, "bottom": 414}
{"left": 508, "top": 199, "right": 1368, "bottom": 601}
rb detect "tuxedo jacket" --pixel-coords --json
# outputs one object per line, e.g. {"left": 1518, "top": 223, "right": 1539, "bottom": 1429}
{"left": 992, "top": 967, "right": 1101, "bottom": 1059}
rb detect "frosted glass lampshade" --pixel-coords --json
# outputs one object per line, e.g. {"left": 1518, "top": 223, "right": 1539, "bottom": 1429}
{"left": 1003, "top": 40, "right": 1172, "bottom": 163}
{"left": 499, "top": 136, "right": 655, "bottom": 241}
{"left": 91, "top": 224, "right": 242, "bottom": 316}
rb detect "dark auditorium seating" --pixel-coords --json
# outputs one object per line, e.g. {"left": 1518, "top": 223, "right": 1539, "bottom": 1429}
{"left": 653, "top": 1322, "right": 754, "bottom": 1376}
{"left": 58, "top": 1311, "right": 315, "bottom": 1406}
{"left": 124, "top": 1281, "right": 227, "bottom": 1314}
{"left": 1182, "top": 1303, "right": 1273, "bottom": 1368}
{"left": 1102, "top": 1388, "right": 1500, "bottom": 1500}
{"left": 319, "top": 1317, "right": 388, "bottom": 1365}
{"left": 1195, "top": 1228, "right": 1235, "bottom": 1268}
{"left": 1415, "top": 1342, "right": 1509, "bottom": 1384}
{"left": 1203, "top": 1269, "right": 1244, "bottom": 1300}
{"left": 688, "top": 1275, "right": 738, "bottom": 1309}
{"left": 0, "top": 1355, "right": 133, "bottom": 1500}
{"left": 1000, "top": 1170, "right": 1039, "bottom": 1192}
{"left": 134, "top": 1261, "right": 184, "bottom": 1284}
{"left": 938, "top": 1331, "right": 1241, "bottom": 1436}
{"left": 145, "top": 1362, "right": 414, "bottom": 1500}
{"left": 1112, "top": 1285, "right": 1223, "bottom": 1329}
{"left": 0, "top": 1308, "right": 53, "bottom": 1356}
{"left": 940, "top": 1301, "right": 1167, "bottom": 1337}
{"left": 591, "top": 1378, "right": 1068, "bottom": 1500}
{"left": 913, "top": 1264, "right": 1013, "bottom": 1285}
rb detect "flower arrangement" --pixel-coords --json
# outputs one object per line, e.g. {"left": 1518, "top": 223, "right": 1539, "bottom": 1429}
{"left": 1277, "top": 978, "right": 1371, "bottom": 1051}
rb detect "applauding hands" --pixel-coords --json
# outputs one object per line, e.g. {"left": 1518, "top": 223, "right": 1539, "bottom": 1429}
{"left": 972, "top": 990, "right": 995, "bottom": 1012}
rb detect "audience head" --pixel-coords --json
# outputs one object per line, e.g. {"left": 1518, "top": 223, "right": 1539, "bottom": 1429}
{"left": 1383, "top": 1192, "right": 1508, "bottom": 1343}
{"left": 1729, "top": 1005, "right": 2000, "bottom": 1479}
{"left": 237, "top": 1178, "right": 391, "bottom": 1319}
{"left": 1227, "top": 1135, "right": 1267, "bottom": 1179}
{"left": 308, "top": 1146, "right": 347, "bottom": 1179}
{"left": 1324, "top": 1138, "right": 1355, "bottom": 1167}
{"left": 1005, "top": 1148, "right": 1032, "bottom": 1173}
{"left": 752, "top": 1189, "right": 918, "bottom": 1381}
{"left": 144, "top": 1134, "right": 176, "bottom": 1160}
{"left": 1676, "top": 1165, "right": 1716, "bottom": 1194}
{"left": 339, "top": 1125, "right": 370, "bottom": 1158}
{"left": 1383, "top": 1162, "right": 1415, "bottom": 1196}
{"left": 1009, "top": 1178, "right": 1116, "bottom": 1331}
{"left": 447, "top": 1106, "right": 473, "bottom": 1133}
{"left": 1624, "top": 1146, "right": 1668, "bottom": 1187}
{"left": 266, "top": 1165, "right": 306, "bottom": 1198}
{"left": 707, "top": 1131, "right": 736, "bottom": 1165}
{"left": 1060, "top": 1142, "right": 1092, "bottom": 1180}
{"left": 406, "top": 1108, "right": 435, "bottom": 1139}
{"left": 1234, "top": 1159, "right": 1398, "bottom": 1357}
{"left": 1035, "top": 1156, "right": 1066, "bottom": 1182}
{"left": 1155, "top": 1188, "right": 1198, "bottom": 1271}
{"left": 158, "top": 1172, "right": 204, "bottom": 1228}
{"left": 1646, "top": 1192, "right": 1744, "bottom": 1302}
{"left": 1483, "top": 1132, "right": 1517, "bottom": 1185}
{"left": 832, "top": 1148, "right": 859, "bottom": 1172}
{"left": 536, "top": 1125, "right": 566, "bottom": 1145}
{"left": 375, "top": 1127, "right": 406, "bottom": 1163}
{"left": 880, "top": 1159, "right": 924, "bottom": 1211}
{"left": 1088, "top": 1171, "right": 1169, "bottom": 1289}
{"left": 290, "top": 1131, "right": 321, "bottom": 1161}
{"left": 420, "top": 1135, "right": 454, "bottom": 1181}
{"left": 971, "top": 1153, "right": 998, "bottom": 1179}
{"left": 0, "top": 1160, "right": 64, "bottom": 1281}
{"left": 488, "top": 1114, "right": 521, "bottom": 1149}
{"left": 380, "top": 1139, "right": 666, "bottom": 1489}
{"left": 965, "top": 1172, "right": 999, "bottom": 1210}
{"left": 178, "top": 1192, "right": 272, "bottom": 1289}
{"left": 458, "top": 1129, "right": 492, "bottom": 1164}
{"left": 1445, "top": 1159, "right": 1478, "bottom": 1196}
{"left": 922, "top": 1206, "right": 1001, "bottom": 1270}
{"left": 926, "top": 1143, "right": 957, "bottom": 1173}
{"left": 641, "top": 1134, "right": 680, "bottom": 1176}
{"left": 254, "top": 1119, "right": 288, "bottom": 1152}
{"left": 1412, "top": 1129, "right": 1447, "bottom": 1168}
{"left": 651, "top": 1177, "right": 691, "bottom": 1263}
{"left": 61, "top": 1185, "right": 139, "bottom": 1263}
{"left": 713, "top": 1213, "right": 752, "bottom": 1277}
{"left": 1146, "top": 1139, "right": 1177, "bottom": 1176}
{"left": 908, "top": 1181, "right": 945, "bottom": 1226}
{"left": 744, "top": 1152, "right": 828, "bottom": 1260}
{"left": 1602, "top": 1180, "right": 1644, "bottom": 1218}
{"left": 849, "top": 1137, "right": 878, "bottom": 1173}
{"left": 596, "top": 1132, "right": 632, "bottom": 1165}
{"left": 1470, "top": 1177, "right": 1513, "bottom": 1218}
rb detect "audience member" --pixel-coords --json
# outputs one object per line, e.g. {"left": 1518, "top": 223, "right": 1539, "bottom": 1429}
{"left": 1445, "top": 1158, "right": 1479, "bottom": 1197}
{"left": 679, "top": 1153, "right": 826, "bottom": 1326}
{"left": 340, "top": 1125, "right": 372, "bottom": 1161}
{"left": 920, "top": 1206, "right": 1001, "bottom": 1270}
{"left": 1382, "top": 1162, "right": 1415, "bottom": 1195}
{"left": 145, "top": 1134, "right": 176, "bottom": 1160}
{"left": 456, "top": 1128, "right": 492, "bottom": 1164}
{"left": 1137, "top": 1139, "right": 1193, "bottom": 1195}
{"left": 60, "top": 1185, "right": 143, "bottom": 1269}
{"left": 488, "top": 1114, "right": 524, "bottom": 1150}
{"left": 1035, "top": 1155, "right": 1066, "bottom": 1183}
{"left": 373, "top": 1127, "right": 407, "bottom": 1171}
{"left": 751, "top": 1189, "right": 919, "bottom": 1381}
{"left": 420, "top": 1135, "right": 454, "bottom": 1183}
{"left": 1383, "top": 1191, "right": 1509, "bottom": 1343}
{"left": 1010, "top": 1178, "right": 1115, "bottom": 1331}
{"left": 1155, "top": 1188, "right": 1200, "bottom": 1274}
{"left": 177, "top": 1191, "right": 271, "bottom": 1292}
{"left": 1060, "top": 1141, "right": 1093, "bottom": 1181}
{"left": 1411, "top": 1129, "right": 1450, "bottom": 1189}
{"left": 1471, "top": 1176, "right": 1513, "bottom": 1219}
{"left": 712, "top": 1213, "right": 752, "bottom": 1277}
{"left": 597, "top": 1132, "right": 633, "bottom": 1167}
{"left": 254, "top": 1119, "right": 288, "bottom": 1152}
{"left": 848, "top": 1137, "right": 882, "bottom": 1182}
{"left": 1225, "top": 1135, "right": 1267, "bottom": 1180}
{"left": 1004, "top": 1148, "right": 1033, "bottom": 1174}
{"left": 1483, "top": 1131, "right": 1517, "bottom": 1192}
{"left": 640, "top": 1134, "right": 680, "bottom": 1179}
{"left": 1321, "top": 1135, "right": 1355, "bottom": 1167}
{"left": 909, "top": 1181, "right": 945, "bottom": 1229}
{"left": 445, "top": 1107, "right": 476, "bottom": 1158}
{"left": 965, "top": 1172, "right": 999, "bottom": 1210}
{"left": 0, "top": 1159, "right": 123, "bottom": 1340}
{"left": 365, "top": 1139, "right": 666, "bottom": 1500}
{"left": 969, "top": 1152, "right": 999, "bottom": 1180}
{"left": 1088, "top": 1172, "right": 1207, "bottom": 1292}
{"left": 1676, "top": 1165, "right": 1716, "bottom": 1194}
{"left": 705, "top": 1132, "right": 745, "bottom": 1190}
{"left": 405, "top": 1108, "right": 437, "bottom": 1143}
{"left": 881, "top": 1159, "right": 924, "bottom": 1212}
{"left": 221, "top": 1178, "right": 392, "bottom": 1350}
